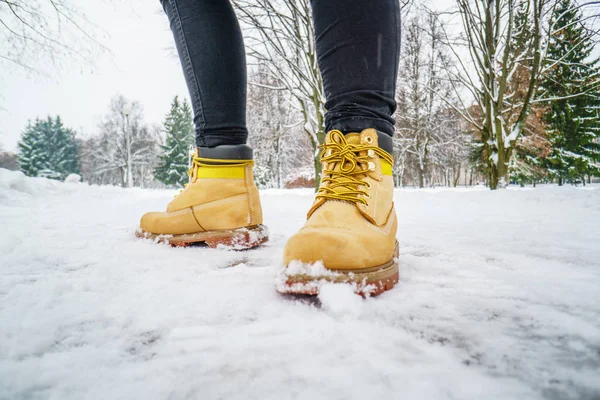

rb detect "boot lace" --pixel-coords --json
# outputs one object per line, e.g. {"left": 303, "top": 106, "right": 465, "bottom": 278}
{"left": 316, "top": 130, "right": 393, "bottom": 205}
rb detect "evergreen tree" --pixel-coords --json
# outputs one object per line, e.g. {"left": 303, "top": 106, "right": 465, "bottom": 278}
{"left": 540, "top": 0, "right": 600, "bottom": 184}
{"left": 508, "top": 3, "right": 550, "bottom": 185}
{"left": 154, "top": 97, "right": 195, "bottom": 187}
{"left": 17, "top": 116, "right": 80, "bottom": 180}
{"left": 17, "top": 121, "right": 45, "bottom": 177}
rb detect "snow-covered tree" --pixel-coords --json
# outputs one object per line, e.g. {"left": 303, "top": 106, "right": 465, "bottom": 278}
{"left": 233, "top": 0, "right": 413, "bottom": 188}
{"left": 509, "top": 105, "right": 552, "bottom": 186}
{"left": 432, "top": 112, "right": 472, "bottom": 187}
{"left": 447, "top": 0, "right": 600, "bottom": 189}
{"left": 154, "top": 96, "right": 194, "bottom": 187}
{"left": 83, "top": 96, "right": 159, "bottom": 188}
{"left": 539, "top": 0, "right": 600, "bottom": 184}
{"left": 17, "top": 122, "right": 44, "bottom": 177}
{"left": 232, "top": 0, "right": 325, "bottom": 188}
{"left": 448, "top": 0, "right": 552, "bottom": 189}
{"left": 395, "top": 10, "right": 466, "bottom": 187}
{"left": 17, "top": 116, "right": 79, "bottom": 180}
{"left": 246, "top": 65, "right": 313, "bottom": 188}
{"left": 502, "top": 4, "right": 552, "bottom": 185}
{"left": 0, "top": 0, "right": 105, "bottom": 74}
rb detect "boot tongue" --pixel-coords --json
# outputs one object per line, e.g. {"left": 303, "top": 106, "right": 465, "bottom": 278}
{"left": 343, "top": 132, "right": 361, "bottom": 145}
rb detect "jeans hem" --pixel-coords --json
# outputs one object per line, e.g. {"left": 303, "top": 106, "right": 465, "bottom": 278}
{"left": 326, "top": 116, "right": 395, "bottom": 137}
{"left": 196, "top": 131, "right": 248, "bottom": 148}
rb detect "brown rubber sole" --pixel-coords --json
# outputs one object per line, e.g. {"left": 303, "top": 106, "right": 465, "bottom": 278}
{"left": 277, "top": 241, "right": 399, "bottom": 297}
{"left": 135, "top": 224, "right": 269, "bottom": 250}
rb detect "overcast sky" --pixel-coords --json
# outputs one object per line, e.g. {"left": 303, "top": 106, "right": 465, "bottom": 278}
{"left": 0, "top": 0, "right": 189, "bottom": 152}
{"left": 0, "top": 0, "right": 597, "bottom": 153}
{"left": 1, "top": 0, "right": 454, "bottom": 153}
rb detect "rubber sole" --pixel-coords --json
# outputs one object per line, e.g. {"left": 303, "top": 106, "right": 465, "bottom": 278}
{"left": 277, "top": 241, "right": 399, "bottom": 297}
{"left": 135, "top": 224, "right": 269, "bottom": 250}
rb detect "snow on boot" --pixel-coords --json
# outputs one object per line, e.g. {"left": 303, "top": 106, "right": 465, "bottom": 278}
{"left": 279, "top": 129, "right": 398, "bottom": 296}
{"left": 136, "top": 145, "right": 268, "bottom": 249}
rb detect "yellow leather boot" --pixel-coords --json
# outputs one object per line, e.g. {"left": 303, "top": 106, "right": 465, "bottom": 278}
{"left": 137, "top": 145, "right": 268, "bottom": 249}
{"left": 279, "top": 129, "right": 398, "bottom": 296}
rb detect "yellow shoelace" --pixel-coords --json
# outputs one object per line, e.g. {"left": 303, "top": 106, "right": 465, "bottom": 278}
{"left": 316, "top": 130, "right": 393, "bottom": 205}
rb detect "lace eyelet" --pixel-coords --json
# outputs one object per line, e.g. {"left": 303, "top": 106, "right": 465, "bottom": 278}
{"left": 367, "top": 149, "right": 375, "bottom": 158}
{"left": 365, "top": 136, "right": 373, "bottom": 144}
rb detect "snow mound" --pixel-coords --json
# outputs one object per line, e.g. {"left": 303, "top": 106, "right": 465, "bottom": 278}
{"left": 318, "top": 283, "right": 365, "bottom": 317}
{"left": 282, "top": 259, "right": 341, "bottom": 277}
{"left": 64, "top": 173, "right": 82, "bottom": 183}
{"left": 0, "top": 168, "right": 61, "bottom": 197}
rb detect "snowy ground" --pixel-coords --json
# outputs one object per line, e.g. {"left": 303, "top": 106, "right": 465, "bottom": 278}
{"left": 1, "top": 168, "right": 599, "bottom": 400}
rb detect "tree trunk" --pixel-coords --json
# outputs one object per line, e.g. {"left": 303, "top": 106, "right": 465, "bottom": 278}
{"left": 453, "top": 165, "right": 460, "bottom": 187}
{"left": 417, "top": 167, "right": 424, "bottom": 188}
{"left": 308, "top": 127, "right": 325, "bottom": 192}
{"left": 312, "top": 128, "right": 325, "bottom": 192}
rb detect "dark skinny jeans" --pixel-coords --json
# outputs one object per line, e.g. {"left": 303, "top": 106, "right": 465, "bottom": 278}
{"left": 161, "top": 0, "right": 400, "bottom": 147}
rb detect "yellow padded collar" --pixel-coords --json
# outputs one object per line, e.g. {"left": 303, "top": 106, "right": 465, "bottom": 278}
{"left": 191, "top": 157, "right": 252, "bottom": 179}
{"left": 381, "top": 159, "right": 393, "bottom": 176}
{"left": 196, "top": 165, "right": 246, "bottom": 179}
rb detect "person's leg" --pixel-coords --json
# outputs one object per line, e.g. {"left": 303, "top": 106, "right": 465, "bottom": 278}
{"left": 138, "top": 0, "right": 267, "bottom": 249}
{"left": 311, "top": 0, "right": 400, "bottom": 152}
{"left": 161, "top": 0, "right": 248, "bottom": 147}
{"left": 280, "top": 0, "right": 401, "bottom": 296}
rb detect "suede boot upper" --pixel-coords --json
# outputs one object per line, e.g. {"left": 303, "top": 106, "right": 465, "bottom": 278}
{"left": 140, "top": 148, "right": 263, "bottom": 235}
{"left": 283, "top": 128, "right": 397, "bottom": 270}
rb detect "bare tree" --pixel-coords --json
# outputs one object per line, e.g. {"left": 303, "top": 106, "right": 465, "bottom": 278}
{"left": 246, "top": 64, "right": 313, "bottom": 188}
{"left": 395, "top": 9, "right": 465, "bottom": 187}
{"left": 233, "top": 0, "right": 416, "bottom": 188}
{"left": 232, "top": 0, "right": 325, "bottom": 188}
{"left": 0, "top": 0, "right": 106, "bottom": 74}
{"left": 430, "top": 111, "right": 471, "bottom": 187}
{"left": 82, "top": 96, "right": 158, "bottom": 188}
{"left": 442, "top": 0, "right": 599, "bottom": 189}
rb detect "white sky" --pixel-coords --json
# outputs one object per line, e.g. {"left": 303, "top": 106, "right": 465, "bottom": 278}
{"left": 0, "top": 0, "right": 458, "bottom": 153}
{"left": 0, "top": 0, "right": 597, "bottom": 153}
{"left": 0, "top": 0, "right": 189, "bottom": 152}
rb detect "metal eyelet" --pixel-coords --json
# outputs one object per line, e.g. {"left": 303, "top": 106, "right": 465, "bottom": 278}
{"left": 365, "top": 136, "right": 373, "bottom": 144}
{"left": 368, "top": 162, "right": 376, "bottom": 171}
{"left": 367, "top": 149, "right": 375, "bottom": 158}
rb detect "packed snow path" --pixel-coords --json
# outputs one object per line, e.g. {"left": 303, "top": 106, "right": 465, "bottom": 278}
{"left": 1, "top": 169, "right": 599, "bottom": 400}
